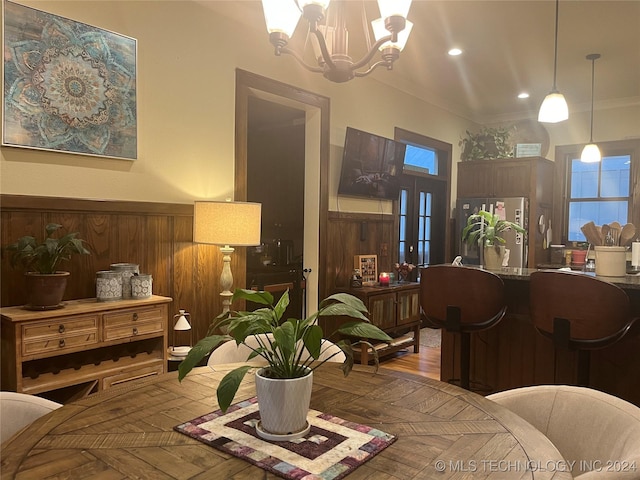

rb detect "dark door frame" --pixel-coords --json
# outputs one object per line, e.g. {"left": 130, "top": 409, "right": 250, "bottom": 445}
{"left": 235, "top": 69, "right": 331, "bottom": 300}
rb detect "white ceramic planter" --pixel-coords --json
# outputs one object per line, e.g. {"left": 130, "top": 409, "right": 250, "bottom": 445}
{"left": 254, "top": 367, "right": 312, "bottom": 440}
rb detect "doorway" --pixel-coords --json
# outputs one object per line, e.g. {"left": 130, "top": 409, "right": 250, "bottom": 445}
{"left": 246, "top": 97, "right": 306, "bottom": 317}
{"left": 235, "top": 70, "right": 331, "bottom": 314}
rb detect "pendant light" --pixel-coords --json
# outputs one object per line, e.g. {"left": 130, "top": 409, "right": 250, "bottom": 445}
{"left": 581, "top": 53, "right": 602, "bottom": 163}
{"left": 538, "top": 0, "right": 568, "bottom": 123}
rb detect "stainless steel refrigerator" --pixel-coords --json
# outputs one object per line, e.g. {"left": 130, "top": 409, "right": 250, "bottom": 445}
{"left": 456, "top": 197, "right": 529, "bottom": 267}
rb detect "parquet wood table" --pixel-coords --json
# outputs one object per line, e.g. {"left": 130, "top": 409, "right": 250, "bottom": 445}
{"left": 0, "top": 364, "right": 572, "bottom": 479}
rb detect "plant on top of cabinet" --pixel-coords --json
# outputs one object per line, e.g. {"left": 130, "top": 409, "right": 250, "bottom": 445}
{"left": 5, "top": 223, "right": 91, "bottom": 309}
{"left": 459, "top": 126, "right": 515, "bottom": 162}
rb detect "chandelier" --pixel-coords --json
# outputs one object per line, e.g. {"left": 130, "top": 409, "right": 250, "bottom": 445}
{"left": 261, "top": 0, "right": 413, "bottom": 83}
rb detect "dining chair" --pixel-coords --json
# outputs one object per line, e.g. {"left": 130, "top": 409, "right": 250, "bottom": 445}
{"left": 529, "top": 270, "right": 638, "bottom": 386}
{"left": 419, "top": 264, "right": 506, "bottom": 391}
{"left": 0, "top": 391, "right": 62, "bottom": 444}
{"left": 488, "top": 385, "right": 640, "bottom": 479}
{"left": 207, "top": 334, "right": 346, "bottom": 367}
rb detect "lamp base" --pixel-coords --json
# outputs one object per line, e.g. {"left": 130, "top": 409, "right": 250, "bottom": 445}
{"left": 220, "top": 245, "right": 235, "bottom": 314}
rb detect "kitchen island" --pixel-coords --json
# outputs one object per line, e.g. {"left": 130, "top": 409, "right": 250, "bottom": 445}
{"left": 439, "top": 267, "right": 640, "bottom": 406}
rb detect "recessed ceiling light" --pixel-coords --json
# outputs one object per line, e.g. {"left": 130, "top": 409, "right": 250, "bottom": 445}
{"left": 448, "top": 48, "right": 462, "bottom": 56}
{"left": 518, "top": 92, "right": 530, "bottom": 99}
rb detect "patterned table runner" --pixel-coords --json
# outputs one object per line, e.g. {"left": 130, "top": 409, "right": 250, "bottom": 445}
{"left": 175, "top": 397, "right": 396, "bottom": 480}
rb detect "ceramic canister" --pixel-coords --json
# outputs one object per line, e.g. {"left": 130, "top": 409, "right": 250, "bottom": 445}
{"left": 131, "top": 274, "right": 152, "bottom": 299}
{"left": 96, "top": 271, "right": 123, "bottom": 302}
{"left": 110, "top": 263, "right": 140, "bottom": 298}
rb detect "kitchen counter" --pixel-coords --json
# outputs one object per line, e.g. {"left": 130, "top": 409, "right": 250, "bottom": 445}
{"left": 485, "top": 266, "right": 640, "bottom": 290}
{"left": 438, "top": 265, "right": 640, "bottom": 406}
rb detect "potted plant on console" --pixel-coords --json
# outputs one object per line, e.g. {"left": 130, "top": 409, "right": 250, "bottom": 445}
{"left": 5, "top": 223, "right": 91, "bottom": 310}
{"left": 178, "top": 288, "right": 392, "bottom": 440}
{"left": 462, "top": 210, "right": 526, "bottom": 269}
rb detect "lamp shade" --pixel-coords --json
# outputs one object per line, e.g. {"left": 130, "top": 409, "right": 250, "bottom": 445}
{"left": 538, "top": 92, "right": 569, "bottom": 123}
{"left": 299, "top": 0, "right": 331, "bottom": 9}
{"left": 581, "top": 143, "right": 602, "bottom": 163}
{"left": 262, "top": 0, "right": 301, "bottom": 37}
{"left": 193, "top": 201, "right": 262, "bottom": 246}
{"left": 378, "top": 0, "right": 412, "bottom": 19}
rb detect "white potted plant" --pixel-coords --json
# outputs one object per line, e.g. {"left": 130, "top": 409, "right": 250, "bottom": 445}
{"left": 462, "top": 210, "right": 526, "bottom": 269}
{"left": 178, "top": 288, "right": 392, "bottom": 440}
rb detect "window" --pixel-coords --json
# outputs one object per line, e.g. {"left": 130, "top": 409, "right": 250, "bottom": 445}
{"left": 568, "top": 155, "right": 630, "bottom": 241}
{"left": 555, "top": 139, "right": 640, "bottom": 243}
{"left": 403, "top": 144, "right": 438, "bottom": 176}
{"left": 398, "top": 188, "right": 432, "bottom": 265}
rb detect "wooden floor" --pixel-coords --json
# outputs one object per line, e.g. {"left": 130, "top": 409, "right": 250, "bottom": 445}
{"left": 380, "top": 342, "right": 441, "bottom": 381}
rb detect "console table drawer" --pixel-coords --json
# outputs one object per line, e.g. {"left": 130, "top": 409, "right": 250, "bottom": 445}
{"left": 103, "top": 307, "right": 163, "bottom": 327}
{"left": 23, "top": 331, "right": 99, "bottom": 356}
{"left": 22, "top": 316, "right": 99, "bottom": 356}
{"left": 104, "top": 319, "right": 164, "bottom": 341}
{"left": 102, "top": 362, "right": 164, "bottom": 389}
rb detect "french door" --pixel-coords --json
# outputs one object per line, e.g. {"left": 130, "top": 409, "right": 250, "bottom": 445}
{"left": 398, "top": 175, "right": 447, "bottom": 269}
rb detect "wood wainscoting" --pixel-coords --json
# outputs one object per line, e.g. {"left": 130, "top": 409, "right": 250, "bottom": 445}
{"left": 2, "top": 196, "right": 401, "bottom": 340}
{"left": 324, "top": 211, "right": 399, "bottom": 294}
{"left": 0, "top": 194, "right": 243, "bottom": 342}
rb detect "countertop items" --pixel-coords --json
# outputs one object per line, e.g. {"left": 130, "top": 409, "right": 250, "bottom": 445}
{"left": 581, "top": 221, "right": 637, "bottom": 246}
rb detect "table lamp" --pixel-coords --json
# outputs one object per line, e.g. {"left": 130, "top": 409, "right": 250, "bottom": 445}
{"left": 194, "top": 200, "right": 262, "bottom": 314}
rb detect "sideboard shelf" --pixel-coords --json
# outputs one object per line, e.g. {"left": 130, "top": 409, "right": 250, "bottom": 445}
{"left": 1, "top": 295, "right": 171, "bottom": 404}
{"left": 323, "top": 283, "right": 421, "bottom": 364}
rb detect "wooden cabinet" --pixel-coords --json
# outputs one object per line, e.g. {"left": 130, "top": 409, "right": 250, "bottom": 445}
{"left": 458, "top": 159, "right": 536, "bottom": 198}
{"left": 1, "top": 295, "right": 171, "bottom": 403}
{"left": 457, "top": 156, "right": 555, "bottom": 267}
{"left": 322, "top": 283, "right": 421, "bottom": 365}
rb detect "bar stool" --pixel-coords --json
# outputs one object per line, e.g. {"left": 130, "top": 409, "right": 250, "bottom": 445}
{"left": 529, "top": 270, "right": 638, "bottom": 387}
{"left": 420, "top": 265, "right": 507, "bottom": 391}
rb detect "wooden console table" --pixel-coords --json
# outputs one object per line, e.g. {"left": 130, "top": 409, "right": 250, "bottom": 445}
{"left": 323, "top": 283, "right": 421, "bottom": 364}
{"left": 0, "top": 295, "right": 172, "bottom": 403}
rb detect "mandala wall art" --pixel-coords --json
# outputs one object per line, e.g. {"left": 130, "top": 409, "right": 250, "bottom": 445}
{"left": 2, "top": 1, "right": 137, "bottom": 160}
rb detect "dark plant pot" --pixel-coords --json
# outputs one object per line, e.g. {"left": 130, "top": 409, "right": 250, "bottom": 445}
{"left": 24, "top": 272, "right": 70, "bottom": 310}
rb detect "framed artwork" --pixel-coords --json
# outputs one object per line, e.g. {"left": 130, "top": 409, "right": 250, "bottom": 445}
{"left": 354, "top": 254, "right": 378, "bottom": 285}
{"left": 2, "top": 0, "right": 137, "bottom": 160}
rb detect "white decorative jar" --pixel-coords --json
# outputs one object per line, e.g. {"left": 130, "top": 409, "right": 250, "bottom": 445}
{"left": 110, "top": 263, "right": 139, "bottom": 298}
{"left": 131, "top": 274, "right": 152, "bottom": 299}
{"left": 96, "top": 271, "right": 123, "bottom": 302}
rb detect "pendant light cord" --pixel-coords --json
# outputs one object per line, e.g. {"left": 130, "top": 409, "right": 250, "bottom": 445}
{"left": 552, "top": 0, "right": 560, "bottom": 90}
{"left": 589, "top": 57, "right": 595, "bottom": 143}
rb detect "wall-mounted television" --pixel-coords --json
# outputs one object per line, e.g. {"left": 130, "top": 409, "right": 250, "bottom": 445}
{"left": 338, "top": 127, "right": 406, "bottom": 200}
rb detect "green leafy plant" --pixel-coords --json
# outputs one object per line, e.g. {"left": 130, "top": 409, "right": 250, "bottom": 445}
{"left": 462, "top": 210, "right": 526, "bottom": 251}
{"left": 459, "top": 126, "right": 515, "bottom": 161}
{"left": 178, "top": 288, "right": 393, "bottom": 412}
{"left": 6, "top": 223, "right": 90, "bottom": 274}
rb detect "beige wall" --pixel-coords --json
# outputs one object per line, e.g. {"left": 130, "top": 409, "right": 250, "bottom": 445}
{"left": 1, "top": 1, "right": 638, "bottom": 214}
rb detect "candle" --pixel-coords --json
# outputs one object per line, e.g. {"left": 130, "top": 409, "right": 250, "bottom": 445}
{"left": 633, "top": 242, "right": 640, "bottom": 267}
{"left": 379, "top": 272, "right": 390, "bottom": 286}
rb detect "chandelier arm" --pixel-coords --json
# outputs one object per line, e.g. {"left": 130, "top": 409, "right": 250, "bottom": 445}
{"left": 279, "top": 46, "right": 324, "bottom": 74}
{"left": 350, "top": 35, "right": 394, "bottom": 70}
{"left": 311, "top": 29, "right": 338, "bottom": 71}
{"left": 353, "top": 60, "right": 390, "bottom": 78}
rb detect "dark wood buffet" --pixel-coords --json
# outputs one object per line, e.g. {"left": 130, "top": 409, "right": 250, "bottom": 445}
{"left": 439, "top": 267, "right": 640, "bottom": 406}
